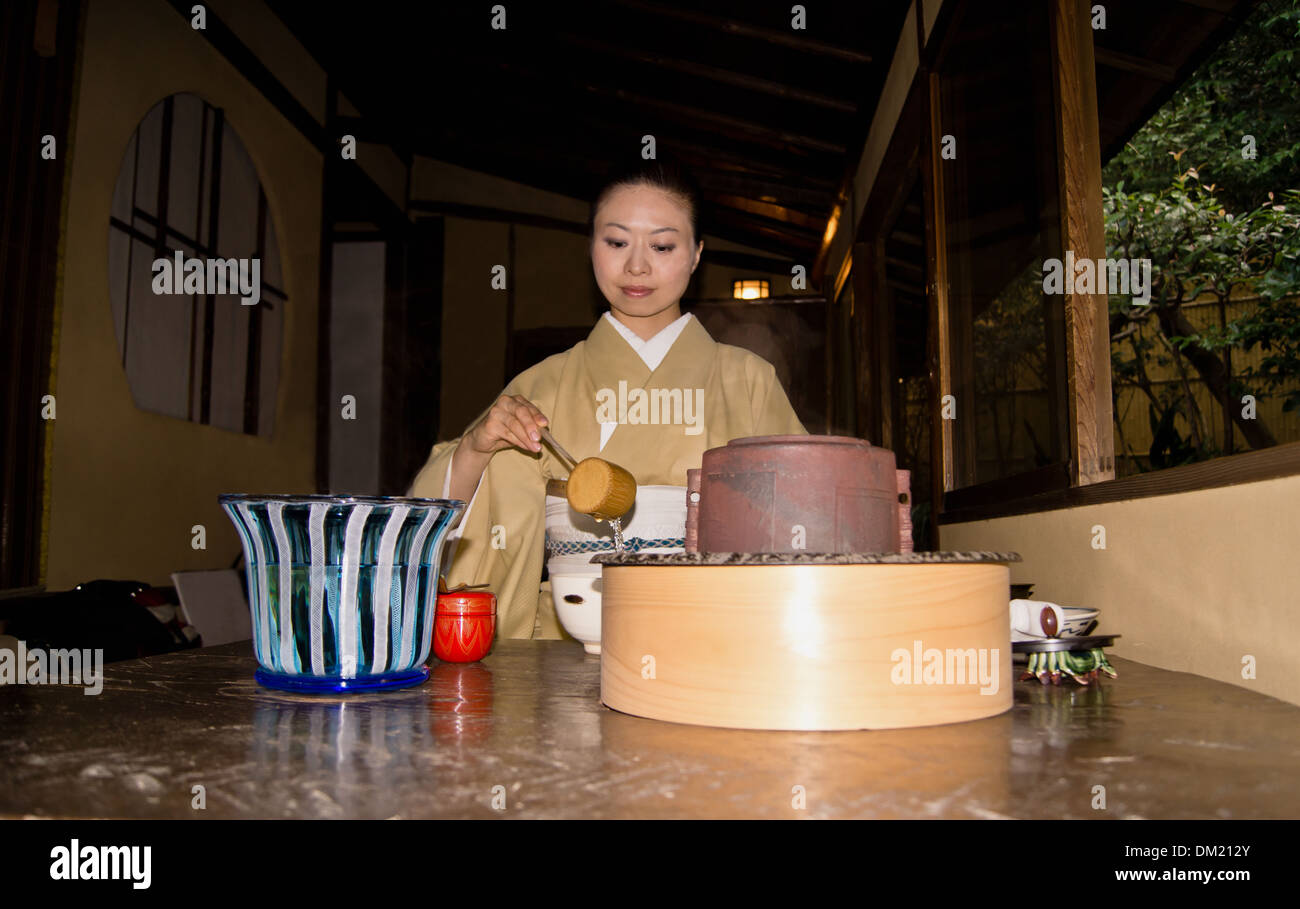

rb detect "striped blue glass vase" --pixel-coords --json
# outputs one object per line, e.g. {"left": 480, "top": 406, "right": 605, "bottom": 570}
{"left": 219, "top": 494, "right": 466, "bottom": 693}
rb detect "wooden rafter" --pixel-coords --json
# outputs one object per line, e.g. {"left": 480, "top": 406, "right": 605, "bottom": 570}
{"left": 702, "top": 193, "right": 827, "bottom": 231}
{"left": 489, "top": 60, "right": 848, "bottom": 156}
{"left": 553, "top": 32, "right": 860, "bottom": 113}
{"left": 1093, "top": 47, "right": 1176, "bottom": 83}
{"left": 610, "top": 0, "right": 875, "bottom": 64}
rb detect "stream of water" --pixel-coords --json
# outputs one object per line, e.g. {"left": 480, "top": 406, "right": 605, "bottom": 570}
{"left": 596, "top": 516, "right": 626, "bottom": 553}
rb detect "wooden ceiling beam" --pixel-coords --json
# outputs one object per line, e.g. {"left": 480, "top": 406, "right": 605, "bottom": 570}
{"left": 411, "top": 115, "right": 843, "bottom": 223}
{"left": 1093, "top": 47, "right": 1176, "bottom": 83}
{"left": 553, "top": 32, "right": 860, "bottom": 113}
{"left": 409, "top": 140, "right": 602, "bottom": 205}
{"left": 707, "top": 204, "right": 824, "bottom": 242}
{"left": 492, "top": 60, "right": 848, "bottom": 156}
{"left": 426, "top": 108, "right": 838, "bottom": 201}
{"left": 1169, "top": 0, "right": 1238, "bottom": 13}
{"left": 886, "top": 276, "right": 926, "bottom": 296}
{"left": 610, "top": 0, "right": 875, "bottom": 65}
{"left": 693, "top": 169, "right": 837, "bottom": 211}
{"left": 662, "top": 143, "right": 841, "bottom": 193}
{"left": 705, "top": 204, "right": 822, "bottom": 250}
{"left": 702, "top": 192, "right": 827, "bottom": 231}
{"left": 885, "top": 255, "right": 924, "bottom": 275}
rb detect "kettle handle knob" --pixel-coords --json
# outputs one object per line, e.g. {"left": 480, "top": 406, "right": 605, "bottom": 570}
{"left": 685, "top": 469, "right": 702, "bottom": 553}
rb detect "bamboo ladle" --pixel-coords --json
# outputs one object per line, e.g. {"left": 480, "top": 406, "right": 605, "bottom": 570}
{"left": 540, "top": 427, "right": 636, "bottom": 521}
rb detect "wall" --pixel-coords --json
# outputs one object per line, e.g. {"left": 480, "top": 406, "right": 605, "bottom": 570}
{"left": 438, "top": 217, "right": 511, "bottom": 439}
{"left": 941, "top": 473, "right": 1300, "bottom": 707}
{"left": 328, "top": 242, "right": 386, "bottom": 494}
{"left": 44, "top": 0, "right": 322, "bottom": 589}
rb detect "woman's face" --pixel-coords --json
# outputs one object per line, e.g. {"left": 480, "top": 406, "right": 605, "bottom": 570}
{"left": 591, "top": 184, "right": 703, "bottom": 324}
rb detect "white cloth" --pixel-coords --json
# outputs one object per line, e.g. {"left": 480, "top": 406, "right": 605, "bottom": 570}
{"left": 602, "top": 310, "right": 692, "bottom": 371}
{"left": 444, "top": 311, "right": 695, "bottom": 557}
{"left": 599, "top": 311, "right": 692, "bottom": 450}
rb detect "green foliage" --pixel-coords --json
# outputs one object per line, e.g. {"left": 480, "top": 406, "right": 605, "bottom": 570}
{"left": 1102, "top": 0, "right": 1300, "bottom": 466}
{"left": 1208, "top": 196, "right": 1300, "bottom": 412}
{"left": 1103, "top": 0, "right": 1300, "bottom": 214}
{"left": 1105, "top": 174, "right": 1300, "bottom": 455}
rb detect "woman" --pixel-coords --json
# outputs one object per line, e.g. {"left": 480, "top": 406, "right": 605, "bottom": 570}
{"left": 408, "top": 159, "right": 806, "bottom": 638}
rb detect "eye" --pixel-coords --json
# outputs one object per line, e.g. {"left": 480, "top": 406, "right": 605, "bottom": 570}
{"left": 604, "top": 239, "right": 626, "bottom": 248}
{"left": 654, "top": 245, "right": 675, "bottom": 253}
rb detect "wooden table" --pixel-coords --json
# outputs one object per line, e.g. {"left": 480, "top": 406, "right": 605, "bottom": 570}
{"left": 2, "top": 640, "right": 1298, "bottom": 819}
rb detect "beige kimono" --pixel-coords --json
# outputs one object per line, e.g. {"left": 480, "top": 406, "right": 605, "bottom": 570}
{"left": 408, "top": 312, "right": 807, "bottom": 638}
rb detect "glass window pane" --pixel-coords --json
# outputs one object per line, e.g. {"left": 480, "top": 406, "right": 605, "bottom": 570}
{"left": 132, "top": 103, "right": 163, "bottom": 224}
{"left": 167, "top": 92, "right": 204, "bottom": 247}
{"left": 217, "top": 126, "right": 260, "bottom": 262}
{"left": 208, "top": 292, "right": 249, "bottom": 433}
{"left": 937, "top": 0, "right": 1067, "bottom": 488}
{"left": 123, "top": 239, "right": 191, "bottom": 420}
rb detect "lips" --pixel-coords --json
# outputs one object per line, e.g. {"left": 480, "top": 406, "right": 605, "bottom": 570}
{"left": 622, "top": 286, "right": 653, "bottom": 296}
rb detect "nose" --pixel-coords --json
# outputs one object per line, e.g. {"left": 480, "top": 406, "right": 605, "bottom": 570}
{"left": 625, "top": 244, "right": 650, "bottom": 276}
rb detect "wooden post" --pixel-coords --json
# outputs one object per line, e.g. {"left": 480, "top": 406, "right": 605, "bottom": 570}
{"left": 824, "top": 290, "right": 834, "bottom": 434}
{"left": 850, "top": 241, "right": 879, "bottom": 443}
{"left": 1050, "top": 0, "right": 1115, "bottom": 485}
{"left": 504, "top": 223, "right": 516, "bottom": 387}
{"left": 921, "top": 70, "right": 955, "bottom": 501}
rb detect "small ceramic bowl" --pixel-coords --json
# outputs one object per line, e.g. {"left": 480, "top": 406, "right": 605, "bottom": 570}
{"left": 551, "top": 565, "right": 603, "bottom": 655}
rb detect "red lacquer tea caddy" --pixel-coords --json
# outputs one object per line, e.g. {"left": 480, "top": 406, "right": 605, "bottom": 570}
{"left": 433, "top": 591, "right": 496, "bottom": 662}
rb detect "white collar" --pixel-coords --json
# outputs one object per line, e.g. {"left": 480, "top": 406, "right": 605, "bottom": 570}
{"left": 602, "top": 311, "right": 692, "bottom": 371}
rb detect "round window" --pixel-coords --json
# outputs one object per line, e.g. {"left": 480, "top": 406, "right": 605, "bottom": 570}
{"left": 108, "top": 93, "right": 285, "bottom": 436}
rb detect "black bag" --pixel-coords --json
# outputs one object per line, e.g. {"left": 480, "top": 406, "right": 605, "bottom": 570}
{"left": 0, "top": 580, "right": 200, "bottom": 664}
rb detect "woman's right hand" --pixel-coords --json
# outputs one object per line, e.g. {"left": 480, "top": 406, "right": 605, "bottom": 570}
{"left": 464, "top": 394, "right": 549, "bottom": 455}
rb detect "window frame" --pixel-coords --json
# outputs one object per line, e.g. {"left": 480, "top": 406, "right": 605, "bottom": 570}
{"left": 925, "top": 0, "right": 1116, "bottom": 524}
{"left": 927, "top": 0, "right": 1300, "bottom": 527}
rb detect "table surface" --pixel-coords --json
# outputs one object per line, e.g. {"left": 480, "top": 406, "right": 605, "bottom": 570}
{"left": 3, "top": 640, "right": 1298, "bottom": 819}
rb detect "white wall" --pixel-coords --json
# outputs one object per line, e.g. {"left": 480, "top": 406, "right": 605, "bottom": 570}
{"left": 942, "top": 472, "right": 1300, "bottom": 707}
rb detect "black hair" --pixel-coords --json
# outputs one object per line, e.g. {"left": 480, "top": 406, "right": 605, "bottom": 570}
{"left": 588, "top": 156, "right": 704, "bottom": 248}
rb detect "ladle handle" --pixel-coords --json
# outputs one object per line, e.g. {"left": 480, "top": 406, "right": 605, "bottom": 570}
{"left": 539, "top": 427, "right": 579, "bottom": 471}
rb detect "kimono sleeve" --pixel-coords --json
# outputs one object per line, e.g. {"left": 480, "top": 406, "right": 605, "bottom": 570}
{"left": 404, "top": 379, "right": 549, "bottom": 639}
{"left": 751, "top": 360, "right": 808, "bottom": 436}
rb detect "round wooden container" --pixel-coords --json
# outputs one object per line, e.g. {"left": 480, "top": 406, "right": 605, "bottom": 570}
{"left": 595, "top": 552, "right": 1019, "bottom": 731}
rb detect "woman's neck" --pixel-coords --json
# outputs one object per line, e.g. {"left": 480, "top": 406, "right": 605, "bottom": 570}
{"left": 609, "top": 305, "right": 683, "bottom": 341}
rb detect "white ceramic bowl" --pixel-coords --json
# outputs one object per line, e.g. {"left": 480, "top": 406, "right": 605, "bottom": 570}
{"left": 551, "top": 561, "right": 603, "bottom": 654}
{"left": 547, "top": 485, "right": 686, "bottom": 654}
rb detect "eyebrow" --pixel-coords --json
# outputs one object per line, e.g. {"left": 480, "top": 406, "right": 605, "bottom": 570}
{"left": 603, "top": 223, "right": 679, "bottom": 234}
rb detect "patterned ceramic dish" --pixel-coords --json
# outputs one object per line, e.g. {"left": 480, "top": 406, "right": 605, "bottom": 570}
{"left": 1010, "top": 598, "right": 1101, "bottom": 641}
{"left": 219, "top": 494, "right": 465, "bottom": 692}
